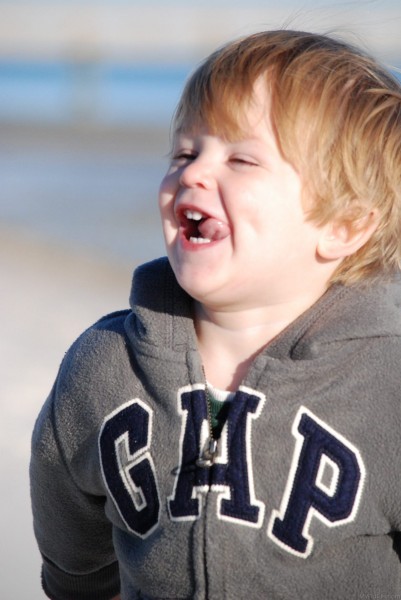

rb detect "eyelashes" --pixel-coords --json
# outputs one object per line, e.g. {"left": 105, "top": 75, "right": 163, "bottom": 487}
{"left": 172, "top": 151, "right": 196, "bottom": 162}
{"left": 171, "top": 152, "right": 259, "bottom": 169}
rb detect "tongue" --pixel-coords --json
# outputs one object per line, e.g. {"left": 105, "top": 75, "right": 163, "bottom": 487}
{"left": 198, "top": 217, "right": 230, "bottom": 241}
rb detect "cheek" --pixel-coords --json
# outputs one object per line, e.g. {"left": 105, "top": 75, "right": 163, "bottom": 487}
{"left": 158, "top": 174, "right": 170, "bottom": 203}
{"left": 159, "top": 168, "right": 181, "bottom": 195}
{"left": 232, "top": 185, "right": 265, "bottom": 221}
{"left": 158, "top": 176, "right": 176, "bottom": 217}
{"left": 158, "top": 189, "right": 179, "bottom": 249}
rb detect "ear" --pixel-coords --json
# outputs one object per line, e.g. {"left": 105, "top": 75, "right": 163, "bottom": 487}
{"left": 317, "top": 209, "right": 379, "bottom": 261}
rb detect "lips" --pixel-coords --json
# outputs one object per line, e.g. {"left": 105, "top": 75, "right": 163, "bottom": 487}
{"left": 179, "top": 208, "right": 230, "bottom": 244}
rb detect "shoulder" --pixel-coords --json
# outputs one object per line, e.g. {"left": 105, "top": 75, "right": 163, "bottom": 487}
{"left": 32, "top": 309, "right": 136, "bottom": 462}
{"left": 74, "top": 308, "right": 131, "bottom": 352}
{"left": 57, "top": 309, "right": 133, "bottom": 395}
{"left": 62, "top": 308, "right": 131, "bottom": 367}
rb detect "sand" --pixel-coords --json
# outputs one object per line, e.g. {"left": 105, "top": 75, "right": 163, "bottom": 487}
{"left": 0, "top": 223, "right": 135, "bottom": 598}
{"left": 0, "top": 119, "right": 171, "bottom": 597}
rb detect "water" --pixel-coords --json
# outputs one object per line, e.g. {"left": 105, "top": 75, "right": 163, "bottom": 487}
{"left": 1, "top": 58, "right": 399, "bottom": 126}
{"left": 0, "top": 60, "right": 191, "bottom": 125}
{"left": 0, "top": 60, "right": 193, "bottom": 266}
{"left": 1, "top": 59, "right": 400, "bottom": 268}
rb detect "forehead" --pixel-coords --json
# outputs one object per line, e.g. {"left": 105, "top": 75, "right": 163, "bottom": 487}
{"left": 173, "top": 75, "right": 273, "bottom": 142}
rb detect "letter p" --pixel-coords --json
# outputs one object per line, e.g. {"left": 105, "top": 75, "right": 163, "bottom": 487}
{"left": 268, "top": 407, "right": 365, "bottom": 557}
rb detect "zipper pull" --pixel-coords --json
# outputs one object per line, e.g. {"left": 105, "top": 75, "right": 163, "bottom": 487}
{"left": 196, "top": 438, "right": 218, "bottom": 468}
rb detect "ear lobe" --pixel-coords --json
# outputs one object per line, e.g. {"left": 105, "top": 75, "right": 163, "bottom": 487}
{"left": 317, "top": 210, "right": 379, "bottom": 261}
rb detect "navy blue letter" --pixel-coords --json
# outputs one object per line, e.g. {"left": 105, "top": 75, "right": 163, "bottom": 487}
{"left": 99, "top": 399, "right": 160, "bottom": 538}
{"left": 168, "top": 387, "right": 210, "bottom": 520}
{"left": 268, "top": 407, "right": 365, "bottom": 557}
{"left": 168, "top": 385, "right": 265, "bottom": 527}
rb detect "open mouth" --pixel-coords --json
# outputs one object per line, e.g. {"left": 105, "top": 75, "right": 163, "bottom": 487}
{"left": 180, "top": 209, "right": 230, "bottom": 244}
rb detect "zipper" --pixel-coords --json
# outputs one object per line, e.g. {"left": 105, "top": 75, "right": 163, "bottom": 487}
{"left": 196, "top": 438, "right": 218, "bottom": 468}
{"left": 196, "top": 369, "right": 219, "bottom": 468}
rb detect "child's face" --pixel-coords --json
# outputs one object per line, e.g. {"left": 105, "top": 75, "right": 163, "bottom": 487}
{"left": 159, "top": 80, "right": 330, "bottom": 311}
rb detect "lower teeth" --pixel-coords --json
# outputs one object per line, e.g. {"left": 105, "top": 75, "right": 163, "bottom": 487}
{"left": 189, "top": 237, "right": 212, "bottom": 244}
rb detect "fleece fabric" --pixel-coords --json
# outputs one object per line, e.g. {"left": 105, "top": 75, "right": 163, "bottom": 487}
{"left": 30, "top": 257, "right": 401, "bottom": 599}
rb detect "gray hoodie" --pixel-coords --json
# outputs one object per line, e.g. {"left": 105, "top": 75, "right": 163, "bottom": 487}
{"left": 30, "top": 257, "right": 401, "bottom": 599}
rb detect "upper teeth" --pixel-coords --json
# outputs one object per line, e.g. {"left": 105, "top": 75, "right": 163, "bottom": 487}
{"left": 184, "top": 209, "right": 204, "bottom": 221}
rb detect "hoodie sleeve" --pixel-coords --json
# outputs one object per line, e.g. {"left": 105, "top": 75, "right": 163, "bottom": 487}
{"left": 30, "top": 390, "right": 120, "bottom": 600}
{"left": 30, "top": 312, "right": 131, "bottom": 600}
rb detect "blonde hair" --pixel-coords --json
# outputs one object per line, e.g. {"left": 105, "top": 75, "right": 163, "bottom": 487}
{"left": 173, "top": 30, "right": 401, "bottom": 284}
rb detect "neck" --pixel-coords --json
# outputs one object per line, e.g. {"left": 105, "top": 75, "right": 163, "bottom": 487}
{"left": 194, "top": 292, "right": 326, "bottom": 390}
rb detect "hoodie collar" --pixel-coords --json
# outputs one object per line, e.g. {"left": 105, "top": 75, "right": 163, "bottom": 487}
{"left": 127, "top": 258, "right": 401, "bottom": 362}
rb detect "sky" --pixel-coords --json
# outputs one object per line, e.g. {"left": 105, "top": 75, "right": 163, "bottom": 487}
{"left": 1, "top": 0, "right": 398, "bottom": 4}
{"left": 0, "top": 0, "right": 400, "bottom": 65}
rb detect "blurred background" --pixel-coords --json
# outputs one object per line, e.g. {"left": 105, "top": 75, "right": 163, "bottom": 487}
{"left": 1, "top": 1, "right": 400, "bottom": 597}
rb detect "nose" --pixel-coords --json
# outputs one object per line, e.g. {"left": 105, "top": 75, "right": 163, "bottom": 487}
{"left": 179, "top": 157, "right": 216, "bottom": 189}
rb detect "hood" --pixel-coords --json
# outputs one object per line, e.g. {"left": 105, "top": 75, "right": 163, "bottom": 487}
{"left": 125, "top": 257, "right": 401, "bottom": 363}
{"left": 266, "top": 274, "right": 401, "bottom": 361}
{"left": 125, "top": 257, "right": 197, "bottom": 357}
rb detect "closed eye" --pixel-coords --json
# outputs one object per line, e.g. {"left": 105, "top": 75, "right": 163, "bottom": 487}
{"left": 230, "top": 156, "right": 259, "bottom": 167}
{"left": 172, "top": 151, "right": 197, "bottom": 163}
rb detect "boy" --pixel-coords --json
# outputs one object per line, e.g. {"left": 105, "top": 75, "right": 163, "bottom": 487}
{"left": 30, "top": 30, "right": 401, "bottom": 599}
